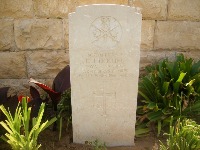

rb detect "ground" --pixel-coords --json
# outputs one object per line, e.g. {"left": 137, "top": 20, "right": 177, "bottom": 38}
{"left": 38, "top": 125, "right": 159, "bottom": 150}
{"left": 0, "top": 123, "right": 160, "bottom": 150}
{"left": 0, "top": 127, "right": 159, "bottom": 150}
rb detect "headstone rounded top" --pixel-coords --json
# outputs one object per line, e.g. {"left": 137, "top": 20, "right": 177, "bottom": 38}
{"left": 69, "top": 4, "right": 141, "bottom": 15}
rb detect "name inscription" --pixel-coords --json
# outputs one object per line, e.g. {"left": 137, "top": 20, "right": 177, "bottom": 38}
{"left": 78, "top": 51, "right": 134, "bottom": 78}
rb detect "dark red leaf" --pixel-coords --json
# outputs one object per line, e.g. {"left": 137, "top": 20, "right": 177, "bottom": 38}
{"left": 29, "top": 78, "right": 58, "bottom": 94}
{"left": 0, "top": 87, "right": 10, "bottom": 104}
{"left": 29, "top": 78, "right": 61, "bottom": 111}
{"left": 0, "top": 87, "right": 18, "bottom": 120}
{"left": 29, "top": 65, "right": 70, "bottom": 116}
{"left": 52, "top": 65, "right": 70, "bottom": 93}
{"left": 30, "top": 86, "right": 40, "bottom": 99}
{"left": 3, "top": 95, "right": 19, "bottom": 115}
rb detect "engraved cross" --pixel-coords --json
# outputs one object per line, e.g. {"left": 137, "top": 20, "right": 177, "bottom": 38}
{"left": 93, "top": 89, "right": 116, "bottom": 116}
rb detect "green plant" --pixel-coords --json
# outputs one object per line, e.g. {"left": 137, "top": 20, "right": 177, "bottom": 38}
{"left": 0, "top": 97, "right": 57, "bottom": 150}
{"left": 86, "top": 139, "right": 107, "bottom": 150}
{"left": 135, "top": 122, "right": 150, "bottom": 137}
{"left": 57, "top": 89, "right": 71, "bottom": 140}
{"left": 30, "top": 65, "right": 70, "bottom": 131}
{"left": 137, "top": 54, "right": 200, "bottom": 135}
{"left": 160, "top": 117, "right": 200, "bottom": 150}
{"left": 40, "top": 89, "right": 71, "bottom": 140}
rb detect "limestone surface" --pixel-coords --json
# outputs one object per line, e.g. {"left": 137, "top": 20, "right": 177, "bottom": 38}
{"left": 0, "top": 52, "right": 26, "bottom": 78}
{"left": 133, "top": 0, "right": 167, "bottom": 20}
{"left": 168, "top": 0, "right": 200, "bottom": 21}
{"left": 154, "top": 21, "right": 200, "bottom": 50}
{"left": 63, "top": 19, "right": 69, "bottom": 49}
{"left": 27, "top": 50, "right": 69, "bottom": 78}
{"left": 33, "top": 0, "right": 70, "bottom": 18}
{"left": 14, "top": 19, "right": 63, "bottom": 50}
{"left": 0, "top": 0, "right": 33, "bottom": 18}
{"left": 78, "top": 0, "right": 127, "bottom": 5}
{"left": 141, "top": 20, "right": 155, "bottom": 50}
{"left": 0, "top": 19, "right": 14, "bottom": 50}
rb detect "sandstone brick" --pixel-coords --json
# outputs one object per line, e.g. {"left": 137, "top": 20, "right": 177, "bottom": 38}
{"left": 27, "top": 50, "right": 69, "bottom": 78}
{"left": 168, "top": 0, "right": 200, "bottom": 21}
{"left": 0, "top": 52, "right": 26, "bottom": 78}
{"left": 0, "top": 0, "right": 33, "bottom": 18}
{"left": 154, "top": 21, "right": 200, "bottom": 50}
{"left": 68, "top": 0, "right": 79, "bottom": 13}
{"left": 14, "top": 19, "right": 63, "bottom": 50}
{"left": 78, "top": 0, "right": 128, "bottom": 5}
{"left": 133, "top": 0, "right": 167, "bottom": 20}
{"left": 140, "top": 50, "right": 179, "bottom": 68}
{"left": 63, "top": 19, "right": 69, "bottom": 49}
{"left": 184, "top": 51, "right": 200, "bottom": 62}
{"left": 0, "top": 19, "right": 14, "bottom": 50}
{"left": 141, "top": 20, "right": 155, "bottom": 50}
{"left": 33, "top": 0, "right": 70, "bottom": 18}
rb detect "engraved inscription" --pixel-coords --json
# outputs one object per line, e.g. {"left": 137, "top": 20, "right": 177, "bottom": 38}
{"left": 90, "top": 16, "right": 122, "bottom": 49}
{"left": 78, "top": 51, "right": 134, "bottom": 78}
{"left": 93, "top": 89, "right": 116, "bottom": 116}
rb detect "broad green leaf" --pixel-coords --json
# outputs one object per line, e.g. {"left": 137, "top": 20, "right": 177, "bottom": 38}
{"left": 173, "top": 72, "right": 186, "bottom": 94}
{"left": 0, "top": 122, "right": 13, "bottom": 134}
{"left": 147, "top": 102, "right": 157, "bottom": 110}
{"left": 162, "top": 108, "right": 173, "bottom": 115}
{"left": 161, "top": 82, "right": 170, "bottom": 95}
{"left": 39, "top": 117, "right": 57, "bottom": 132}
{"left": 135, "top": 128, "right": 149, "bottom": 137}
{"left": 147, "top": 111, "right": 163, "bottom": 121}
{"left": 157, "top": 121, "right": 161, "bottom": 136}
{"left": 184, "top": 101, "right": 200, "bottom": 113}
{"left": 177, "top": 72, "right": 187, "bottom": 83}
{"left": 191, "top": 60, "right": 200, "bottom": 75}
{"left": 186, "top": 79, "right": 195, "bottom": 86}
{"left": 0, "top": 105, "right": 14, "bottom": 123}
{"left": 166, "top": 61, "right": 180, "bottom": 81}
{"left": 33, "top": 103, "right": 45, "bottom": 129}
{"left": 139, "top": 76, "right": 156, "bottom": 100}
{"left": 59, "top": 117, "right": 63, "bottom": 140}
{"left": 138, "top": 91, "right": 151, "bottom": 102}
{"left": 1, "top": 135, "right": 7, "bottom": 142}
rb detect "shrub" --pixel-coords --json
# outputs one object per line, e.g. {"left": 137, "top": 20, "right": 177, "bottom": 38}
{"left": 137, "top": 54, "right": 200, "bottom": 135}
{"left": 30, "top": 65, "right": 71, "bottom": 131}
{"left": 0, "top": 97, "right": 57, "bottom": 150}
{"left": 36, "top": 89, "right": 72, "bottom": 140}
{"left": 160, "top": 117, "right": 200, "bottom": 150}
{"left": 57, "top": 89, "right": 71, "bottom": 140}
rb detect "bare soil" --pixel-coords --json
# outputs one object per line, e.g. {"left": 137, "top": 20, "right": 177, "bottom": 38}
{"left": 0, "top": 124, "right": 160, "bottom": 150}
{"left": 38, "top": 125, "right": 159, "bottom": 150}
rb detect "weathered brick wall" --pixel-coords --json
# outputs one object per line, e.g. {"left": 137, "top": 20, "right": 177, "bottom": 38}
{"left": 0, "top": 0, "right": 200, "bottom": 94}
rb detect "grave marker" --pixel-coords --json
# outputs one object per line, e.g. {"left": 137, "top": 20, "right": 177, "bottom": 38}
{"left": 69, "top": 4, "right": 142, "bottom": 146}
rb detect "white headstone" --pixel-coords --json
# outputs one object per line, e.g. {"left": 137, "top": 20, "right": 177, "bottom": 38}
{"left": 69, "top": 4, "right": 142, "bottom": 146}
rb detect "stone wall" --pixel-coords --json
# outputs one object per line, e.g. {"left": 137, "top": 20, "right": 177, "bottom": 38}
{"left": 0, "top": 0, "right": 200, "bottom": 94}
